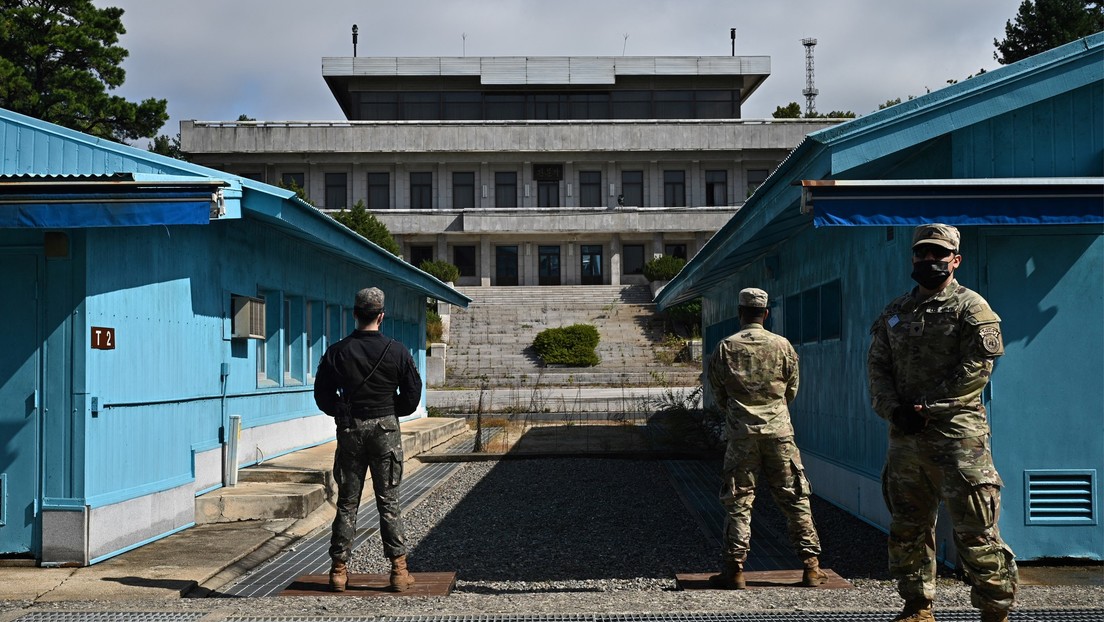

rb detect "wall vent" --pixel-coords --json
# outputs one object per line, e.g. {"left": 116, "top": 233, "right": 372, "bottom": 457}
{"left": 1025, "top": 470, "right": 1096, "bottom": 525}
{"left": 231, "top": 295, "right": 266, "bottom": 340}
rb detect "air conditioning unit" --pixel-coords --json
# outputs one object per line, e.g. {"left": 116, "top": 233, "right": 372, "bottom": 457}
{"left": 231, "top": 295, "right": 266, "bottom": 340}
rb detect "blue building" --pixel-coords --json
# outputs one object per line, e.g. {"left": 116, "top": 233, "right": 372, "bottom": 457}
{"left": 0, "top": 107, "right": 469, "bottom": 565}
{"left": 657, "top": 34, "right": 1103, "bottom": 561}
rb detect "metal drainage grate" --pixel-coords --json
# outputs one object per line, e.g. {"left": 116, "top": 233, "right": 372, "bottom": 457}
{"left": 14, "top": 614, "right": 206, "bottom": 622}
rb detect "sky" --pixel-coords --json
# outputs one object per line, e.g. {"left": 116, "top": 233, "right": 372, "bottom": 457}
{"left": 96, "top": 0, "right": 1027, "bottom": 141}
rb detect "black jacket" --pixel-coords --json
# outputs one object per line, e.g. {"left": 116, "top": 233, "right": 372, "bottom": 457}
{"left": 313, "top": 330, "right": 422, "bottom": 419}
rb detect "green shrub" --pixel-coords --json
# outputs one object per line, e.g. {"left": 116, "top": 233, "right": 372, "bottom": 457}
{"left": 643, "top": 255, "right": 686, "bottom": 282}
{"left": 426, "top": 309, "right": 443, "bottom": 343}
{"left": 532, "top": 324, "right": 600, "bottom": 366}
{"left": 419, "top": 259, "right": 460, "bottom": 284}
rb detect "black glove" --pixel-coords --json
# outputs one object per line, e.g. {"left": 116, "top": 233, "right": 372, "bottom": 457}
{"left": 891, "top": 403, "right": 927, "bottom": 435}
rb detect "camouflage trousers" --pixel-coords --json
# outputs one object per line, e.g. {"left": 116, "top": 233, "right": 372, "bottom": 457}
{"left": 719, "top": 435, "right": 821, "bottom": 564}
{"left": 882, "top": 433, "right": 1017, "bottom": 612}
{"left": 329, "top": 414, "right": 407, "bottom": 562}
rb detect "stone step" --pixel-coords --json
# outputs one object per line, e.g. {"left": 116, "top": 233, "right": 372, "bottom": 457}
{"left": 195, "top": 481, "right": 327, "bottom": 524}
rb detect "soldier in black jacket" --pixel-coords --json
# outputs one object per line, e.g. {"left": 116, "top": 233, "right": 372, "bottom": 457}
{"left": 314, "top": 287, "right": 422, "bottom": 592}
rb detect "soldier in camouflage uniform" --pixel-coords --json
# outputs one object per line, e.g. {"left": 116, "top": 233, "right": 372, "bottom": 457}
{"left": 868, "top": 224, "right": 1018, "bottom": 622}
{"left": 314, "top": 287, "right": 422, "bottom": 592}
{"left": 706, "top": 287, "right": 828, "bottom": 590}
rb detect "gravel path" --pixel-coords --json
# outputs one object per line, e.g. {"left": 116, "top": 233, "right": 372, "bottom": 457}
{"left": 2, "top": 457, "right": 1100, "bottom": 619}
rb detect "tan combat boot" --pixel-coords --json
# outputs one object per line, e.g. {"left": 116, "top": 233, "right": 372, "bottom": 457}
{"left": 980, "top": 609, "right": 1009, "bottom": 622}
{"left": 892, "top": 598, "right": 935, "bottom": 622}
{"left": 389, "top": 554, "right": 416, "bottom": 592}
{"left": 800, "top": 557, "right": 828, "bottom": 587}
{"left": 707, "top": 560, "right": 746, "bottom": 589}
{"left": 329, "top": 559, "right": 348, "bottom": 592}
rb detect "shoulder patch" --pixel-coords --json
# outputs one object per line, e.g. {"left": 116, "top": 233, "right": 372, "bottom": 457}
{"left": 978, "top": 325, "right": 1003, "bottom": 355}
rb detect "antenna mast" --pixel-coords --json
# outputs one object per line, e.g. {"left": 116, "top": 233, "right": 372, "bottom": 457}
{"left": 802, "top": 38, "right": 818, "bottom": 116}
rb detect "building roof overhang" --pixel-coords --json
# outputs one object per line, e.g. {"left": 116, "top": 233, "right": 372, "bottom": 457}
{"left": 322, "top": 55, "right": 770, "bottom": 118}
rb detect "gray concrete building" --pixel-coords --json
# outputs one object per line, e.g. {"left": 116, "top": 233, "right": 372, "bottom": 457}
{"left": 181, "top": 55, "right": 838, "bottom": 287}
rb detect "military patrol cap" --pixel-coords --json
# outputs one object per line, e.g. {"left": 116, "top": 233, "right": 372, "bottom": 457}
{"left": 912, "top": 223, "right": 960, "bottom": 251}
{"left": 738, "top": 287, "right": 769, "bottom": 308}
{"left": 354, "top": 287, "right": 385, "bottom": 313}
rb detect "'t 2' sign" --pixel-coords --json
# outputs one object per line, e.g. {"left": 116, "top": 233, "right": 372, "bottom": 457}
{"left": 91, "top": 326, "right": 116, "bottom": 350}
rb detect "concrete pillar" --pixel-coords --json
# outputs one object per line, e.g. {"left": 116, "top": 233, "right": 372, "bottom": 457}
{"left": 610, "top": 235, "right": 622, "bottom": 286}
{"left": 480, "top": 235, "right": 491, "bottom": 287}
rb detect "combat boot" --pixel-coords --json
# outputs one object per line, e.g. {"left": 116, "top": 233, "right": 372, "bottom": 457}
{"left": 389, "top": 554, "right": 416, "bottom": 592}
{"left": 800, "top": 557, "right": 828, "bottom": 587}
{"left": 329, "top": 559, "right": 348, "bottom": 592}
{"left": 892, "top": 598, "right": 935, "bottom": 622}
{"left": 707, "top": 560, "right": 746, "bottom": 589}
{"left": 979, "top": 609, "right": 1009, "bottom": 622}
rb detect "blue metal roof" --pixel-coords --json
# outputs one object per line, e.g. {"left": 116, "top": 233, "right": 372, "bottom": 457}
{"left": 0, "top": 107, "right": 469, "bottom": 307}
{"left": 656, "top": 33, "right": 1104, "bottom": 309}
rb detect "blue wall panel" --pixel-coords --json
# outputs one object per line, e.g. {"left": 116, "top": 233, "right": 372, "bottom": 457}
{"left": 77, "top": 214, "right": 429, "bottom": 507}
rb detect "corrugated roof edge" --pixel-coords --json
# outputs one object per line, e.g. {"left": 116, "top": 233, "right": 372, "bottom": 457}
{"left": 0, "top": 106, "right": 469, "bottom": 308}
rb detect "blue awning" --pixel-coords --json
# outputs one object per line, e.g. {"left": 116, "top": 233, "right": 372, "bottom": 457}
{"left": 0, "top": 177, "right": 226, "bottom": 228}
{"left": 803, "top": 178, "right": 1104, "bottom": 227}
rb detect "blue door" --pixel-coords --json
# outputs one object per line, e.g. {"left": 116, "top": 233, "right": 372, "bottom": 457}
{"left": 0, "top": 253, "right": 41, "bottom": 555}
{"left": 982, "top": 230, "right": 1104, "bottom": 560}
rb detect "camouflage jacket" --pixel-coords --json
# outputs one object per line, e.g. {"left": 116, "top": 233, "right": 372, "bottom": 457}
{"left": 867, "top": 279, "right": 1003, "bottom": 438}
{"left": 708, "top": 322, "right": 799, "bottom": 439}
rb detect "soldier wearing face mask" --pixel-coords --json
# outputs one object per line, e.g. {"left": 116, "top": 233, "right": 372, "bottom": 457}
{"left": 867, "top": 224, "right": 1018, "bottom": 622}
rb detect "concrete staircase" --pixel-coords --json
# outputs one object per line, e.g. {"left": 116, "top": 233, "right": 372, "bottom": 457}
{"left": 444, "top": 285, "right": 701, "bottom": 388}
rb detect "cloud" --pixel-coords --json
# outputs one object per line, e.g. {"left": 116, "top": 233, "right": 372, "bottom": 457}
{"left": 99, "top": 0, "right": 1024, "bottom": 137}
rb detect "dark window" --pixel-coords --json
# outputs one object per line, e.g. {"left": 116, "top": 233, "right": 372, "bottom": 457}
{"left": 532, "top": 93, "right": 567, "bottom": 120}
{"left": 747, "top": 169, "right": 769, "bottom": 197}
{"left": 622, "top": 244, "right": 645, "bottom": 275}
{"left": 453, "top": 245, "right": 476, "bottom": 277}
{"left": 820, "top": 280, "right": 842, "bottom": 340}
{"left": 569, "top": 93, "right": 610, "bottom": 119}
{"left": 240, "top": 171, "right": 264, "bottom": 182}
{"left": 579, "top": 171, "right": 602, "bottom": 207}
{"left": 325, "top": 173, "right": 347, "bottom": 209}
{"left": 486, "top": 93, "right": 525, "bottom": 120}
{"left": 281, "top": 172, "right": 305, "bottom": 190}
{"left": 801, "top": 288, "right": 820, "bottom": 344}
{"left": 784, "top": 293, "right": 801, "bottom": 343}
{"left": 695, "top": 90, "right": 738, "bottom": 118}
{"left": 403, "top": 92, "right": 440, "bottom": 120}
{"left": 664, "top": 244, "right": 687, "bottom": 261}
{"left": 610, "top": 90, "right": 651, "bottom": 118}
{"left": 705, "top": 170, "right": 727, "bottom": 206}
{"left": 538, "top": 180, "right": 559, "bottom": 207}
{"left": 621, "top": 170, "right": 643, "bottom": 207}
{"left": 655, "top": 91, "right": 693, "bottom": 119}
{"left": 443, "top": 92, "right": 482, "bottom": 120}
{"left": 495, "top": 172, "right": 517, "bottom": 207}
{"left": 410, "top": 172, "right": 433, "bottom": 209}
{"left": 452, "top": 172, "right": 475, "bottom": 209}
{"left": 367, "top": 172, "right": 389, "bottom": 211}
{"left": 358, "top": 92, "right": 398, "bottom": 120}
{"left": 664, "top": 170, "right": 686, "bottom": 207}
{"left": 410, "top": 245, "right": 433, "bottom": 267}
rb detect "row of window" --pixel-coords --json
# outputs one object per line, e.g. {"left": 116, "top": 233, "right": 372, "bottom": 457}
{"left": 407, "top": 242, "right": 688, "bottom": 279}
{"left": 782, "top": 280, "right": 843, "bottom": 345}
{"left": 251, "top": 292, "right": 414, "bottom": 389}
{"left": 352, "top": 89, "right": 741, "bottom": 121}
{"left": 279, "top": 166, "right": 770, "bottom": 210}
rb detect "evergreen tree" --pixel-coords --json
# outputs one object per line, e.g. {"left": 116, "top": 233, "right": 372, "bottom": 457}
{"left": 332, "top": 200, "right": 401, "bottom": 256}
{"left": 995, "top": 0, "right": 1104, "bottom": 64}
{"left": 0, "top": 0, "right": 168, "bottom": 141}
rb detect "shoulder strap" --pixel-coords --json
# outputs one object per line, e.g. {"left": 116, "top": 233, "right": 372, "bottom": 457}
{"left": 343, "top": 339, "right": 394, "bottom": 402}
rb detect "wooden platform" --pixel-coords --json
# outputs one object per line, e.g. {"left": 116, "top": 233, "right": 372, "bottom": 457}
{"left": 279, "top": 572, "right": 456, "bottom": 596}
{"left": 676, "top": 568, "right": 852, "bottom": 590}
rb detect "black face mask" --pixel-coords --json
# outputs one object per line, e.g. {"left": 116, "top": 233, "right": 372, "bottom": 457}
{"left": 911, "top": 260, "right": 952, "bottom": 289}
